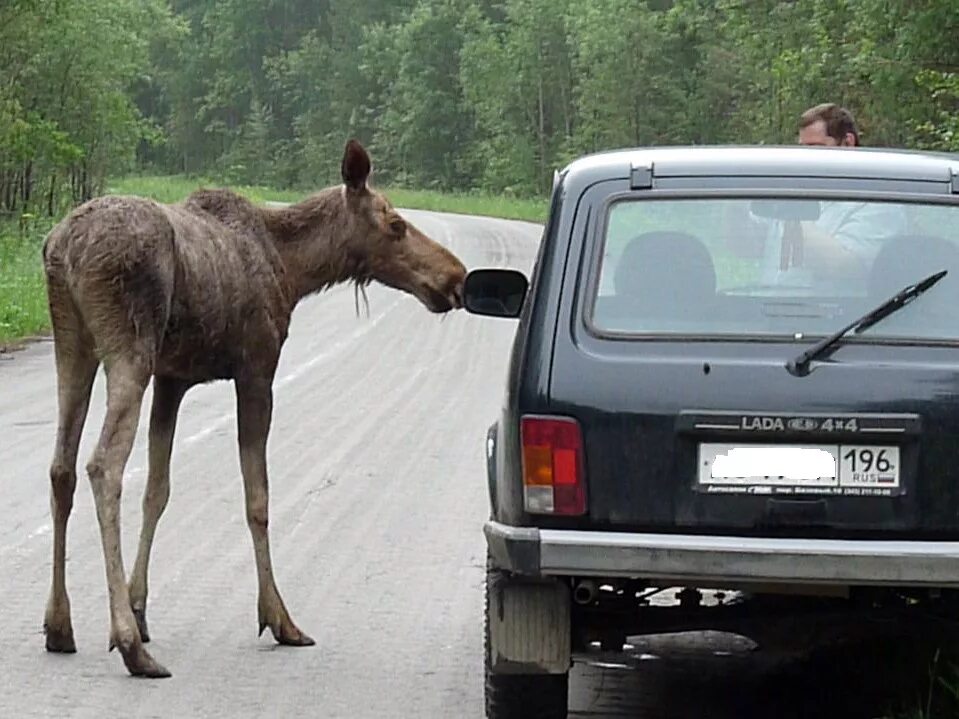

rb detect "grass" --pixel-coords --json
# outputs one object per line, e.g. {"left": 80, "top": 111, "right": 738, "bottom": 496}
{"left": 881, "top": 648, "right": 959, "bottom": 719}
{"left": 106, "top": 175, "right": 305, "bottom": 205}
{"left": 108, "top": 174, "right": 548, "bottom": 223}
{"left": 384, "top": 187, "right": 546, "bottom": 223}
{"left": 0, "top": 216, "right": 54, "bottom": 345}
{"left": 0, "top": 175, "right": 546, "bottom": 345}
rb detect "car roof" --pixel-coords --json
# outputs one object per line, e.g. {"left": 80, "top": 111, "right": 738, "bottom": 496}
{"left": 560, "top": 145, "right": 959, "bottom": 185}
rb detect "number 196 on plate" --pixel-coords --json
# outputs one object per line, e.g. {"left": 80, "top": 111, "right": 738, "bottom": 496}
{"left": 839, "top": 446, "right": 898, "bottom": 487}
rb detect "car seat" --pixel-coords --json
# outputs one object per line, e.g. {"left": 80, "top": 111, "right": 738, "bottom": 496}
{"left": 866, "top": 233, "right": 959, "bottom": 333}
{"left": 611, "top": 230, "right": 717, "bottom": 321}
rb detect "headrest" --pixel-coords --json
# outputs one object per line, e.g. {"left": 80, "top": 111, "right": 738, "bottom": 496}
{"left": 868, "top": 234, "right": 959, "bottom": 301}
{"left": 612, "top": 231, "right": 717, "bottom": 311}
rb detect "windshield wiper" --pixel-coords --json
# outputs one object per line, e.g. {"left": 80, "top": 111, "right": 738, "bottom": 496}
{"left": 786, "top": 269, "right": 948, "bottom": 377}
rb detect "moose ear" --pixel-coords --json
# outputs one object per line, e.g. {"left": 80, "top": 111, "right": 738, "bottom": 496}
{"left": 341, "top": 139, "right": 371, "bottom": 191}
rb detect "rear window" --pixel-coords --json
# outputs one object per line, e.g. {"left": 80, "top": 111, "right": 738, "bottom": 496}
{"left": 589, "top": 197, "right": 959, "bottom": 341}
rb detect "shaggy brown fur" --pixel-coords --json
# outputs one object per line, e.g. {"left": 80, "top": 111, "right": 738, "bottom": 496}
{"left": 40, "top": 140, "right": 466, "bottom": 678}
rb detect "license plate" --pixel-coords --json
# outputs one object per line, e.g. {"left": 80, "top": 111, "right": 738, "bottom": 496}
{"left": 697, "top": 443, "right": 901, "bottom": 496}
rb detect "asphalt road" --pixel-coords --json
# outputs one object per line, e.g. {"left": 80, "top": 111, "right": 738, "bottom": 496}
{"left": 0, "top": 209, "right": 945, "bottom": 718}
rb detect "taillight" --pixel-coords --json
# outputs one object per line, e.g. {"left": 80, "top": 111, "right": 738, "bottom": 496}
{"left": 520, "top": 415, "right": 586, "bottom": 515}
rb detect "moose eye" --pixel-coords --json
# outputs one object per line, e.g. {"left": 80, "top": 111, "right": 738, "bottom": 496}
{"left": 389, "top": 218, "right": 406, "bottom": 236}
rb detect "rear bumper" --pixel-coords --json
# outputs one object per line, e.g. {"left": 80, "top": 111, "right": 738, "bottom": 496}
{"left": 484, "top": 520, "right": 959, "bottom": 588}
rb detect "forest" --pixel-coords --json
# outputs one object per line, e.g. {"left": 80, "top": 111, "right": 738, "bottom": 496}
{"left": 1, "top": 0, "right": 957, "bottom": 219}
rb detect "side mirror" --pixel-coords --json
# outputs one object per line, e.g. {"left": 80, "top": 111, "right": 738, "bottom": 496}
{"left": 463, "top": 268, "right": 529, "bottom": 318}
{"left": 749, "top": 199, "right": 821, "bottom": 222}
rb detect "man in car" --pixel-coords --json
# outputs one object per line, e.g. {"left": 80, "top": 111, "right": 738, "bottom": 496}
{"left": 731, "top": 103, "right": 907, "bottom": 291}
{"left": 797, "top": 102, "right": 860, "bottom": 147}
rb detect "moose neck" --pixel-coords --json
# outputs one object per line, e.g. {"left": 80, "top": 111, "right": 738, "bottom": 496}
{"left": 261, "top": 187, "right": 367, "bottom": 306}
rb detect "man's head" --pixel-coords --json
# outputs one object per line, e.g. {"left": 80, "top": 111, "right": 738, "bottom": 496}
{"left": 798, "top": 103, "right": 859, "bottom": 147}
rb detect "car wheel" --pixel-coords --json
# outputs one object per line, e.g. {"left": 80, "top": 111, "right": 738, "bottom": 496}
{"left": 484, "top": 559, "right": 569, "bottom": 719}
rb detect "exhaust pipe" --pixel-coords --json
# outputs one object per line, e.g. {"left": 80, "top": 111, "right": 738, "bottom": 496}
{"left": 573, "top": 579, "right": 598, "bottom": 605}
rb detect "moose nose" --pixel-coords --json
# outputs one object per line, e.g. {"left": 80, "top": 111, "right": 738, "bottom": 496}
{"left": 449, "top": 278, "right": 464, "bottom": 309}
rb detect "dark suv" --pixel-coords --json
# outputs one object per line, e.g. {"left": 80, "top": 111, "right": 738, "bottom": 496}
{"left": 463, "top": 145, "right": 959, "bottom": 718}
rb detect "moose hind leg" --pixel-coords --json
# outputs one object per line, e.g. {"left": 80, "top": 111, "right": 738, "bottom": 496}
{"left": 87, "top": 354, "right": 170, "bottom": 678}
{"left": 128, "top": 377, "right": 188, "bottom": 643}
{"left": 44, "top": 289, "right": 98, "bottom": 654}
{"left": 236, "top": 378, "right": 314, "bottom": 647}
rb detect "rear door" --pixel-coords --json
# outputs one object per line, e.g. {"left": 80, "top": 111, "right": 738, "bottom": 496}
{"left": 546, "top": 177, "right": 959, "bottom": 538}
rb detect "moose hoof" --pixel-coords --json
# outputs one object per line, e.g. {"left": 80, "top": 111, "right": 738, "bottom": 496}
{"left": 132, "top": 608, "right": 150, "bottom": 643}
{"left": 258, "top": 621, "right": 315, "bottom": 647}
{"left": 44, "top": 623, "right": 77, "bottom": 654}
{"left": 116, "top": 639, "right": 171, "bottom": 679}
{"left": 279, "top": 630, "right": 315, "bottom": 647}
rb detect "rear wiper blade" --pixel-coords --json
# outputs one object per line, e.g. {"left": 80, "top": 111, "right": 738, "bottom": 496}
{"left": 786, "top": 269, "right": 947, "bottom": 377}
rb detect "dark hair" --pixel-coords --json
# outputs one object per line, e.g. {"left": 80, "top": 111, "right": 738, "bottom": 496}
{"left": 799, "top": 103, "right": 860, "bottom": 145}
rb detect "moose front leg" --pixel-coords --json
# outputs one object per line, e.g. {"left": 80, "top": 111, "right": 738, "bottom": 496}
{"left": 235, "top": 377, "right": 314, "bottom": 647}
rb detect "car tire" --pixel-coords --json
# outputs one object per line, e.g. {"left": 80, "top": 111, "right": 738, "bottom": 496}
{"left": 484, "top": 559, "right": 569, "bottom": 719}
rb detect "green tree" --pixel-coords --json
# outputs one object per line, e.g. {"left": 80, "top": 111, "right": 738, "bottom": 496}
{"left": 369, "top": 0, "right": 476, "bottom": 190}
{"left": 0, "top": 0, "right": 180, "bottom": 215}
